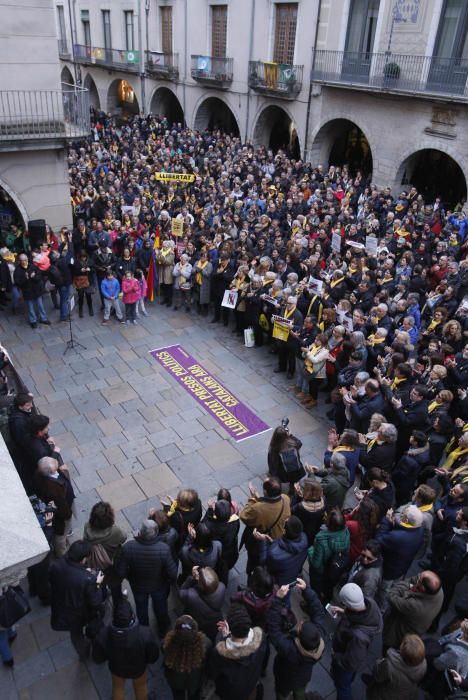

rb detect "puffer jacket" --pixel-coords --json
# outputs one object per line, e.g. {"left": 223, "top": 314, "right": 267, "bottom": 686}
{"left": 308, "top": 525, "right": 350, "bottom": 575}
{"left": 259, "top": 533, "right": 308, "bottom": 585}
{"left": 366, "top": 648, "right": 427, "bottom": 700}
{"left": 316, "top": 465, "right": 350, "bottom": 510}
{"left": 116, "top": 535, "right": 177, "bottom": 593}
{"left": 433, "top": 629, "right": 468, "bottom": 677}
{"left": 93, "top": 618, "right": 159, "bottom": 678}
{"left": 208, "top": 627, "right": 267, "bottom": 700}
{"left": 179, "top": 576, "right": 226, "bottom": 640}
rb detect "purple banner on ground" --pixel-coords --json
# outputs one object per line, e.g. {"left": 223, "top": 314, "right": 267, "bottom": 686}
{"left": 150, "top": 345, "right": 270, "bottom": 442}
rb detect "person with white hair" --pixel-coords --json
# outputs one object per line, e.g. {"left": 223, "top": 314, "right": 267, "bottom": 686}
{"left": 155, "top": 240, "right": 175, "bottom": 307}
{"left": 34, "top": 456, "right": 75, "bottom": 557}
{"left": 172, "top": 253, "right": 193, "bottom": 312}
{"left": 274, "top": 295, "right": 303, "bottom": 379}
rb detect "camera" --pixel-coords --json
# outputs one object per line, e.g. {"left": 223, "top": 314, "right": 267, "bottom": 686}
{"left": 281, "top": 417, "right": 290, "bottom": 430}
{"left": 29, "top": 495, "right": 57, "bottom": 528}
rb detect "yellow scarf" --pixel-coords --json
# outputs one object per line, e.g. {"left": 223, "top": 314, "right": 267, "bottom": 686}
{"left": 428, "top": 401, "right": 442, "bottom": 414}
{"left": 161, "top": 248, "right": 172, "bottom": 258}
{"left": 307, "top": 295, "right": 323, "bottom": 322}
{"left": 401, "top": 521, "right": 417, "bottom": 529}
{"left": 427, "top": 319, "right": 441, "bottom": 333}
{"left": 367, "top": 438, "right": 379, "bottom": 452}
{"left": 383, "top": 276, "right": 394, "bottom": 283}
{"left": 443, "top": 447, "right": 468, "bottom": 471}
{"left": 419, "top": 503, "right": 433, "bottom": 513}
{"left": 284, "top": 306, "right": 296, "bottom": 320}
{"left": 308, "top": 343, "right": 323, "bottom": 357}
{"left": 334, "top": 446, "right": 356, "bottom": 453}
{"left": 233, "top": 276, "right": 245, "bottom": 291}
{"left": 391, "top": 376, "right": 406, "bottom": 391}
{"left": 368, "top": 335, "right": 385, "bottom": 347}
{"left": 195, "top": 260, "right": 208, "bottom": 285}
{"left": 330, "top": 276, "right": 344, "bottom": 289}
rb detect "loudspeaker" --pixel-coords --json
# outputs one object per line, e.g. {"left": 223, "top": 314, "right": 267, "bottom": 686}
{"left": 28, "top": 219, "right": 46, "bottom": 249}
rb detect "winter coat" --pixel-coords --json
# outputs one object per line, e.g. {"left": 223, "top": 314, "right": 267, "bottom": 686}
{"left": 202, "top": 509, "right": 240, "bottom": 571}
{"left": 208, "top": 627, "right": 267, "bottom": 700}
{"left": 366, "top": 648, "right": 427, "bottom": 700}
{"left": 292, "top": 499, "right": 326, "bottom": 546}
{"left": 13, "top": 263, "right": 44, "bottom": 300}
{"left": 163, "top": 634, "right": 211, "bottom": 696}
{"left": 192, "top": 260, "right": 213, "bottom": 304}
{"left": 308, "top": 525, "right": 350, "bottom": 575}
{"left": 316, "top": 465, "right": 350, "bottom": 510}
{"left": 166, "top": 499, "right": 203, "bottom": 549}
{"left": 155, "top": 249, "right": 175, "bottom": 284}
{"left": 365, "top": 484, "right": 395, "bottom": 521}
{"left": 231, "top": 588, "right": 277, "bottom": 629}
{"left": 332, "top": 597, "right": 383, "bottom": 673}
{"left": 268, "top": 435, "right": 303, "bottom": 482}
{"left": 350, "top": 393, "right": 385, "bottom": 434}
{"left": 33, "top": 471, "right": 75, "bottom": 536}
{"left": 304, "top": 346, "right": 329, "bottom": 379}
{"left": 267, "top": 588, "right": 326, "bottom": 695}
{"left": 83, "top": 523, "right": 127, "bottom": 560}
{"left": 376, "top": 518, "right": 424, "bottom": 580}
{"left": 240, "top": 494, "right": 291, "bottom": 541}
{"left": 49, "top": 557, "right": 105, "bottom": 631}
{"left": 173, "top": 262, "right": 193, "bottom": 290}
{"left": 438, "top": 528, "right": 468, "bottom": 588}
{"left": 359, "top": 441, "right": 396, "bottom": 474}
{"left": 391, "top": 446, "right": 430, "bottom": 505}
{"left": 383, "top": 576, "right": 444, "bottom": 648}
{"left": 433, "top": 629, "right": 468, "bottom": 677}
{"left": 179, "top": 540, "right": 223, "bottom": 581}
{"left": 346, "top": 556, "right": 383, "bottom": 600}
{"left": 179, "top": 576, "right": 226, "bottom": 640}
{"left": 121, "top": 277, "right": 140, "bottom": 304}
{"left": 116, "top": 535, "right": 177, "bottom": 593}
{"left": 93, "top": 618, "right": 159, "bottom": 679}
{"left": 324, "top": 446, "right": 360, "bottom": 484}
{"left": 101, "top": 277, "right": 120, "bottom": 299}
{"left": 259, "top": 533, "right": 308, "bottom": 585}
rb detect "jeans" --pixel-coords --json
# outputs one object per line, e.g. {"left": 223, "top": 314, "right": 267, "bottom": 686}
{"left": 0, "top": 628, "right": 16, "bottom": 662}
{"left": 295, "top": 359, "right": 310, "bottom": 393}
{"left": 112, "top": 671, "right": 148, "bottom": 700}
{"left": 59, "top": 284, "right": 71, "bottom": 321}
{"left": 332, "top": 661, "right": 355, "bottom": 700}
{"left": 133, "top": 589, "right": 169, "bottom": 634}
{"left": 103, "top": 297, "right": 123, "bottom": 320}
{"left": 26, "top": 296, "right": 47, "bottom": 323}
{"left": 11, "top": 285, "right": 21, "bottom": 310}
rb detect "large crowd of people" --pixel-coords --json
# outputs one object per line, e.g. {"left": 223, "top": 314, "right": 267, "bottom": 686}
{"left": 0, "top": 109, "right": 468, "bottom": 700}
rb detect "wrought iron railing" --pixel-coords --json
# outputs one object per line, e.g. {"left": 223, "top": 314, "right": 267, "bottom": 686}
{"left": 58, "top": 39, "right": 70, "bottom": 58}
{"left": 0, "top": 85, "right": 90, "bottom": 141}
{"left": 190, "top": 55, "right": 233, "bottom": 83}
{"left": 248, "top": 60, "right": 303, "bottom": 97}
{"left": 311, "top": 50, "right": 468, "bottom": 99}
{"left": 145, "top": 51, "right": 179, "bottom": 80}
{"left": 73, "top": 44, "right": 140, "bottom": 72}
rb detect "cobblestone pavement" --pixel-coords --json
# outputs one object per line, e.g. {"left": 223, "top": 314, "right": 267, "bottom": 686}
{"left": 0, "top": 299, "right": 377, "bottom": 699}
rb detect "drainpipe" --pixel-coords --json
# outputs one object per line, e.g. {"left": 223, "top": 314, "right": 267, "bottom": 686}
{"left": 245, "top": 0, "right": 256, "bottom": 143}
{"left": 138, "top": 0, "right": 145, "bottom": 113}
{"left": 183, "top": 0, "right": 187, "bottom": 119}
{"left": 304, "top": 0, "right": 322, "bottom": 161}
{"left": 67, "top": 0, "right": 79, "bottom": 84}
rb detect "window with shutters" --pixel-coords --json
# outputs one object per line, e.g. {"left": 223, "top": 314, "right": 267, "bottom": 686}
{"left": 160, "top": 6, "right": 173, "bottom": 54}
{"left": 57, "top": 6, "right": 66, "bottom": 43}
{"left": 273, "top": 3, "right": 298, "bottom": 64}
{"left": 102, "top": 10, "right": 112, "bottom": 50}
{"left": 124, "top": 11, "right": 134, "bottom": 51}
{"left": 211, "top": 5, "right": 227, "bottom": 58}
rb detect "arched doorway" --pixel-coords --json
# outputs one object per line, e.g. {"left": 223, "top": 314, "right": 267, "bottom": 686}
{"left": 83, "top": 74, "right": 100, "bottom": 110}
{"left": 398, "top": 149, "right": 467, "bottom": 207}
{"left": 253, "top": 106, "right": 300, "bottom": 158}
{"left": 0, "top": 182, "right": 27, "bottom": 237}
{"left": 61, "top": 66, "right": 74, "bottom": 86}
{"left": 193, "top": 97, "right": 239, "bottom": 135}
{"left": 310, "top": 119, "right": 373, "bottom": 176}
{"left": 150, "top": 87, "right": 184, "bottom": 125}
{"left": 107, "top": 79, "right": 139, "bottom": 116}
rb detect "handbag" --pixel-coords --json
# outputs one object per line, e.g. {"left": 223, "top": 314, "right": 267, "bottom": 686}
{"left": 244, "top": 327, "right": 255, "bottom": 347}
{"left": 74, "top": 275, "right": 90, "bottom": 290}
{"left": 87, "top": 543, "right": 112, "bottom": 572}
{"left": 0, "top": 585, "right": 31, "bottom": 627}
{"left": 325, "top": 550, "right": 351, "bottom": 586}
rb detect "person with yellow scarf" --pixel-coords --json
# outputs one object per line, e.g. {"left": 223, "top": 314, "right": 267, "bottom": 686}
{"left": 274, "top": 296, "right": 303, "bottom": 379}
{"left": 155, "top": 241, "right": 175, "bottom": 307}
{"left": 192, "top": 250, "right": 213, "bottom": 316}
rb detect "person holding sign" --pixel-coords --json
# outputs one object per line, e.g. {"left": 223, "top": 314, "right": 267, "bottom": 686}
{"left": 301, "top": 334, "right": 330, "bottom": 408}
{"left": 173, "top": 254, "right": 193, "bottom": 312}
{"left": 155, "top": 240, "right": 175, "bottom": 307}
{"left": 211, "top": 253, "right": 234, "bottom": 326}
{"left": 274, "top": 296, "right": 303, "bottom": 379}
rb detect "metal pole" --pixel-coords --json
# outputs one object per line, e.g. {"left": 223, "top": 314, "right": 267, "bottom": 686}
{"left": 138, "top": 0, "right": 145, "bottom": 113}
{"left": 245, "top": 0, "right": 256, "bottom": 143}
{"left": 67, "top": 0, "right": 78, "bottom": 84}
{"left": 304, "top": 0, "right": 322, "bottom": 161}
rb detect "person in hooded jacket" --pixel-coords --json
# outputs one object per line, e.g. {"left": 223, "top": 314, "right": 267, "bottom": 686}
{"left": 208, "top": 603, "right": 268, "bottom": 700}
{"left": 267, "top": 578, "right": 326, "bottom": 700}
{"left": 231, "top": 566, "right": 277, "bottom": 630}
{"left": 202, "top": 498, "right": 240, "bottom": 583}
{"left": 179, "top": 566, "right": 226, "bottom": 642}
{"left": 365, "top": 633, "right": 427, "bottom": 700}
{"left": 330, "top": 582, "right": 383, "bottom": 700}
{"left": 92, "top": 597, "right": 159, "bottom": 700}
{"left": 256, "top": 515, "right": 308, "bottom": 586}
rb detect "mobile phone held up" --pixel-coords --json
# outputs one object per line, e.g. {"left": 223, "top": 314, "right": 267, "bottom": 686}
{"left": 325, "top": 603, "right": 338, "bottom": 619}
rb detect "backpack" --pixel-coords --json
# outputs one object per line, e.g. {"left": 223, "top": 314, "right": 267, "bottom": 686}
{"left": 325, "top": 550, "right": 351, "bottom": 586}
{"left": 279, "top": 447, "right": 306, "bottom": 484}
{"left": 48, "top": 265, "right": 63, "bottom": 287}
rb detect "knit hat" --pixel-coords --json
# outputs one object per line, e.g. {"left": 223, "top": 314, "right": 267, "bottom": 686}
{"left": 227, "top": 604, "right": 251, "bottom": 638}
{"left": 113, "top": 599, "right": 134, "bottom": 627}
{"left": 339, "top": 583, "right": 365, "bottom": 611}
{"left": 299, "top": 621, "right": 321, "bottom": 651}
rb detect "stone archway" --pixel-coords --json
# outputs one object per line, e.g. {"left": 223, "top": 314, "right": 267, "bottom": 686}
{"left": 310, "top": 118, "right": 373, "bottom": 176}
{"left": 397, "top": 149, "right": 467, "bottom": 207}
{"left": 193, "top": 97, "right": 239, "bottom": 135}
{"left": 107, "top": 78, "right": 139, "bottom": 116}
{"left": 83, "top": 74, "right": 100, "bottom": 110}
{"left": 60, "top": 66, "right": 74, "bottom": 86}
{"left": 253, "top": 105, "right": 300, "bottom": 158}
{"left": 150, "top": 87, "right": 184, "bottom": 125}
{"left": 0, "top": 177, "right": 28, "bottom": 230}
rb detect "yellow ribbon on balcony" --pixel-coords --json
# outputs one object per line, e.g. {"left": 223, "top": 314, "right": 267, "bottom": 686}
{"left": 263, "top": 62, "right": 278, "bottom": 89}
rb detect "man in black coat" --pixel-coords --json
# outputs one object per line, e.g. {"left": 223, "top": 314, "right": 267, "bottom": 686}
{"left": 116, "top": 519, "right": 177, "bottom": 634}
{"left": 8, "top": 392, "right": 34, "bottom": 493}
{"left": 392, "top": 384, "right": 430, "bottom": 456}
{"left": 13, "top": 253, "right": 50, "bottom": 328}
{"left": 26, "top": 414, "right": 63, "bottom": 477}
{"left": 437, "top": 506, "right": 468, "bottom": 612}
{"left": 93, "top": 598, "right": 159, "bottom": 697}
{"left": 210, "top": 253, "right": 234, "bottom": 325}
{"left": 34, "top": 456, "right": 75, "bottom": 557}
{"left": 267, "top": 578, "right": 326, "bottom": 699}
{"left": 49, "top": 540, "right": 105, "bottom": 660}
{"left": 349, "top": 379, "right": 385, "bottom": 433}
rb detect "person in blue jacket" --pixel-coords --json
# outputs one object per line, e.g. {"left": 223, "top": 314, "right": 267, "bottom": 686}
{"left": 100, "top": 268, "right": 124, "bottom": 323}
{"left": 256, "top": 515, "right": 308, "bottom": 586}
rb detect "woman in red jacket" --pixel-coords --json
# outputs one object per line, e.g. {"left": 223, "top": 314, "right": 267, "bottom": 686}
{"left": 344, "top": 498, "right": 379, "bottom": 562}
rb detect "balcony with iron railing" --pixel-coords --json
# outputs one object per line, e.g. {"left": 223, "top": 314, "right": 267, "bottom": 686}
{"left": 58, "top": 39, "right": 71, "bottom": 59}
{"left": 311, "top": 50, "right": 468, "bottom": 101}
{"left": 145, "top": 51, "right": 179, "bottom": 81}
{"left": 190, "top": 55, "right": 233, "bottom": 88}
{"left": 73, "top": 44, "right": 140, "bottom": 73}
{"left": 248, "top": 61, "right": 303, "bottom": 99}
{"left": 0, "top": 84, "right": 90, "bottom": 142}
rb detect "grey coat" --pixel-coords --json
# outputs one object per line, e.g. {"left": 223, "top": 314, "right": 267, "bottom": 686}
{"left": 383, "top": 576, "right": 444, "bottom": 648}
{"left": 367, "top": 648, "right": 427, "bottom": 700}
{"left": 192, "top": 260, "right": 212, "bottom": 304}
{"left": 433, "top": 630, "right": 468, "bottom": 677}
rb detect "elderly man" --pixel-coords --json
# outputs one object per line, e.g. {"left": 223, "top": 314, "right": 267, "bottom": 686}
{"left": 349, "top": 379, "right": 385, "bottom": 434}
{"left": 383, "top": 571, "right": 443, "bottom": 650}
{"left": 34, "top": 456, "right": 75, "bottom": 557}
{"left": 274, "top": 295, "right": 303, "bottom": 378}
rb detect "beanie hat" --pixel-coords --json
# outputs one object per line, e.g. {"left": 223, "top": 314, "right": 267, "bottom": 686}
{"left": 113, "top": 599, "right": 134, "bottom": 627}
{"left": 339, "top": 583, "right": 365, "bottom": 611}
{"left": 227, "top": 604, "right": 251, "bottom": 638}
{"left": 299, "top": 621, "right": 321, "bottom": 651}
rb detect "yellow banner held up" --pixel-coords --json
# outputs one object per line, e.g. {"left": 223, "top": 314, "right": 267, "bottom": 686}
{"left": 272, "top": 320, "right": 291, "bottom": 342}
{"left": 155, "top": 172, "right": 196, "bottom": 183}
{"left": 172, "top": 218, "right": 184, "bottom": 237}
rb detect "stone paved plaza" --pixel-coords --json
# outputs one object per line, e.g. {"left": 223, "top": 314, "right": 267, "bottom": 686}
{"left": 0, "top": 300, "right": 373, "bottom": 699}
